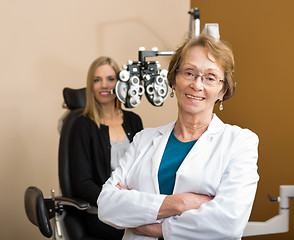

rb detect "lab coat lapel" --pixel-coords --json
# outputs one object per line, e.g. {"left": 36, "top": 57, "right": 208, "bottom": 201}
{"left": 179, "top": 114, "right": 225, "bottom": 165}
{"left": 150, "top": 121, "right": 175, "bottom": 194}
{"left": 185, "top": 133, "right": 212, "bottom": 161}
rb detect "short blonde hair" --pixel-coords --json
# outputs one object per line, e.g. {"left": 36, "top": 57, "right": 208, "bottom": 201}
{"left": 168, "top": 34, "right": 236, "bottom": 102}
{"left": 83, "top": 56, "right": 121, "bottom": 127}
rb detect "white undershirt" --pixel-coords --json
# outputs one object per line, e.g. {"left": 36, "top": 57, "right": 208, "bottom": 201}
{"left": 110, "top": 136, "right": 130, "bottom": 171}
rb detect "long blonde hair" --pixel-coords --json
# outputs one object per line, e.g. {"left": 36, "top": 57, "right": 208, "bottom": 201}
{"left": 83, "top": 56, "right": 121, "bottom": 127}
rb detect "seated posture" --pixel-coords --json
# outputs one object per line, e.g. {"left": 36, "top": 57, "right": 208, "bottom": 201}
{"left": 98, "top": 35, "right": 259, "bottom": 240}
{"left": 70, "top": 56, "right": 143, "bottom": 239}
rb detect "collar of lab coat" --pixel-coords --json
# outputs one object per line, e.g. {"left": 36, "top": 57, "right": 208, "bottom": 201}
{"left": 157, "top": 113, "right": 225, "bottom": 137}
{"left": 149, "top": 113, "right": 225, "bottom": 193}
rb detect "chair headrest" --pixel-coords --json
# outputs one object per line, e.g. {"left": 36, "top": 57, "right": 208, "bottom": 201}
{"left": 63, "top": 87, "right": 86, "bottom": 110}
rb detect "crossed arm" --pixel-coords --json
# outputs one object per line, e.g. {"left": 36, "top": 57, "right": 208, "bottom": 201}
{"left": 116, "top": 182, "right": 213, "bottom": 238}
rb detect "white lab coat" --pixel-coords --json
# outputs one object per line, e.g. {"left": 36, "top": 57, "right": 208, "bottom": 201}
{"left": 98, "top": 114, "right": 259, "bottom": 240}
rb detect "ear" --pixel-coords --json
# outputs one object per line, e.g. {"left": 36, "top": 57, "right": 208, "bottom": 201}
{"left": 218, "top": 89, "right": 226, "bottom": 101}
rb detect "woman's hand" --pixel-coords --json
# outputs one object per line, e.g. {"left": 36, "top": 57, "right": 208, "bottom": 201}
{"left": 115, "top": 182, "right": 128, "bottom": 190}
{"left": 158, "top": 192, "right": 213, "bottom": 219}
{"left": 177, "top": 192, "right": 213, "bottom": 213}
{"left": 116, "top": 182, "right": 213, "bottom": 221}
{"left": 131, "top": 223, "right": 163, "bottom": 238}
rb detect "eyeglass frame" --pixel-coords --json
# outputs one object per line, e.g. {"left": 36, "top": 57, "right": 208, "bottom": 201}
{"left": 176, "top": 69, "right": 224, "bottom": 87}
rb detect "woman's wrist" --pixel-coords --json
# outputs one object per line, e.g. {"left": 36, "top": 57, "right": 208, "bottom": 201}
{"left": 158, "top": 192, "right": 213, "bottom": 219}
{"left": 157, "top": 194, "right": 182, "bottom": 219}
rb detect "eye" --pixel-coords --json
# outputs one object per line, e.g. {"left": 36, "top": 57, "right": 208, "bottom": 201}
{"left": 184, "top": 70, "right": 194, "bottom": 78}
{"left": 108, "top": 76, "right": 116, "bottom": 81}
{"left": 93, "top": 78, "right": 100, "bottom": 83}
{"left": 205, "top": 74, "right": 217, "bottom": 82}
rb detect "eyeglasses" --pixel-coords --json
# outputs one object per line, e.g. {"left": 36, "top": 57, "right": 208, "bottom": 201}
{"left": 177, "top": 69, "right": 224, "bottom": 87}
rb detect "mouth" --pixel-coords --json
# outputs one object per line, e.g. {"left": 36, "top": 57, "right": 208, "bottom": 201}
{"left": 186, "top": 94, "right": 205, "bottom": 101}
{"left": 99, "top": 91, "right": 112, "bottom": 95}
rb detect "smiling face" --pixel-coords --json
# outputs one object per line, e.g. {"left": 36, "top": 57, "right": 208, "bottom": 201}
{"left": 93, "top": 64, "right": 117, "bottom": 106}
{"left": 174, "top": 45, "right": 225, "bottom": 117}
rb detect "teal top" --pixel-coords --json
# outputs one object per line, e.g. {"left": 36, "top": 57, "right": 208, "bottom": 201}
{"left": 158, "top": 130, "right": 197, "bottom": 195}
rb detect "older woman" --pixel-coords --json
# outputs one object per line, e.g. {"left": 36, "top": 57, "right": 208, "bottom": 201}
{"left": 70, "top": 56, "right": 143, "bottom": 239}
{"left": 98, "top": 35, "right": 259, "bottom": 240}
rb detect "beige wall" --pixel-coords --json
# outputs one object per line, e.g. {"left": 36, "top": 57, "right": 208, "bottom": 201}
{"left": 3, "top": 0, "right": 292, "bottom": 239}
{"left": 0, "top": 1, "right": 189, "bottom": 239}
{"left": 191, "top": 0, "right": 294, "bottom": 239}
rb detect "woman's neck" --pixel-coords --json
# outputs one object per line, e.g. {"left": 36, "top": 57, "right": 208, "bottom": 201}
{"left": 100, "top": 103, "right": 122, "bottom": 125}
{"left": 174, "top": 110, "right": 212, "bottom": 142}
{"left": 100, "top": 103, "right": 125, "bottom": 142}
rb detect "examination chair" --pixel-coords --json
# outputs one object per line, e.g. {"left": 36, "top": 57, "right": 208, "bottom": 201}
{"left": 24, "top": 87, "right": 99, "bottom": 240}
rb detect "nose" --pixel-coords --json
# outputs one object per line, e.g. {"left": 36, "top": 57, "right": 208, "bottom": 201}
{"left": 191, "top": 75, "right": 204, "bottom": 89}
{"left": 101, "top": 79, "right": 108, "bottom": 88}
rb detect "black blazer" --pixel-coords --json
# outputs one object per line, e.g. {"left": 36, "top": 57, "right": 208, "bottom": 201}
{"left": 70, "top": 110, "right": 143, "bottom": 206}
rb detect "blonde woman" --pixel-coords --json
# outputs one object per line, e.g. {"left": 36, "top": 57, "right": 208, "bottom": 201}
{"left": 70, "top": 56, "right": 143, "bottom": 239}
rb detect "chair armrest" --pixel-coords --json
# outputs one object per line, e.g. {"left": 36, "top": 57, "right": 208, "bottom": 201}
{"left": 54, "top": 196, "right": 90, "bottom": 210}
{"left": 86, "top": 205, "right": 98, "bottom": 214}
